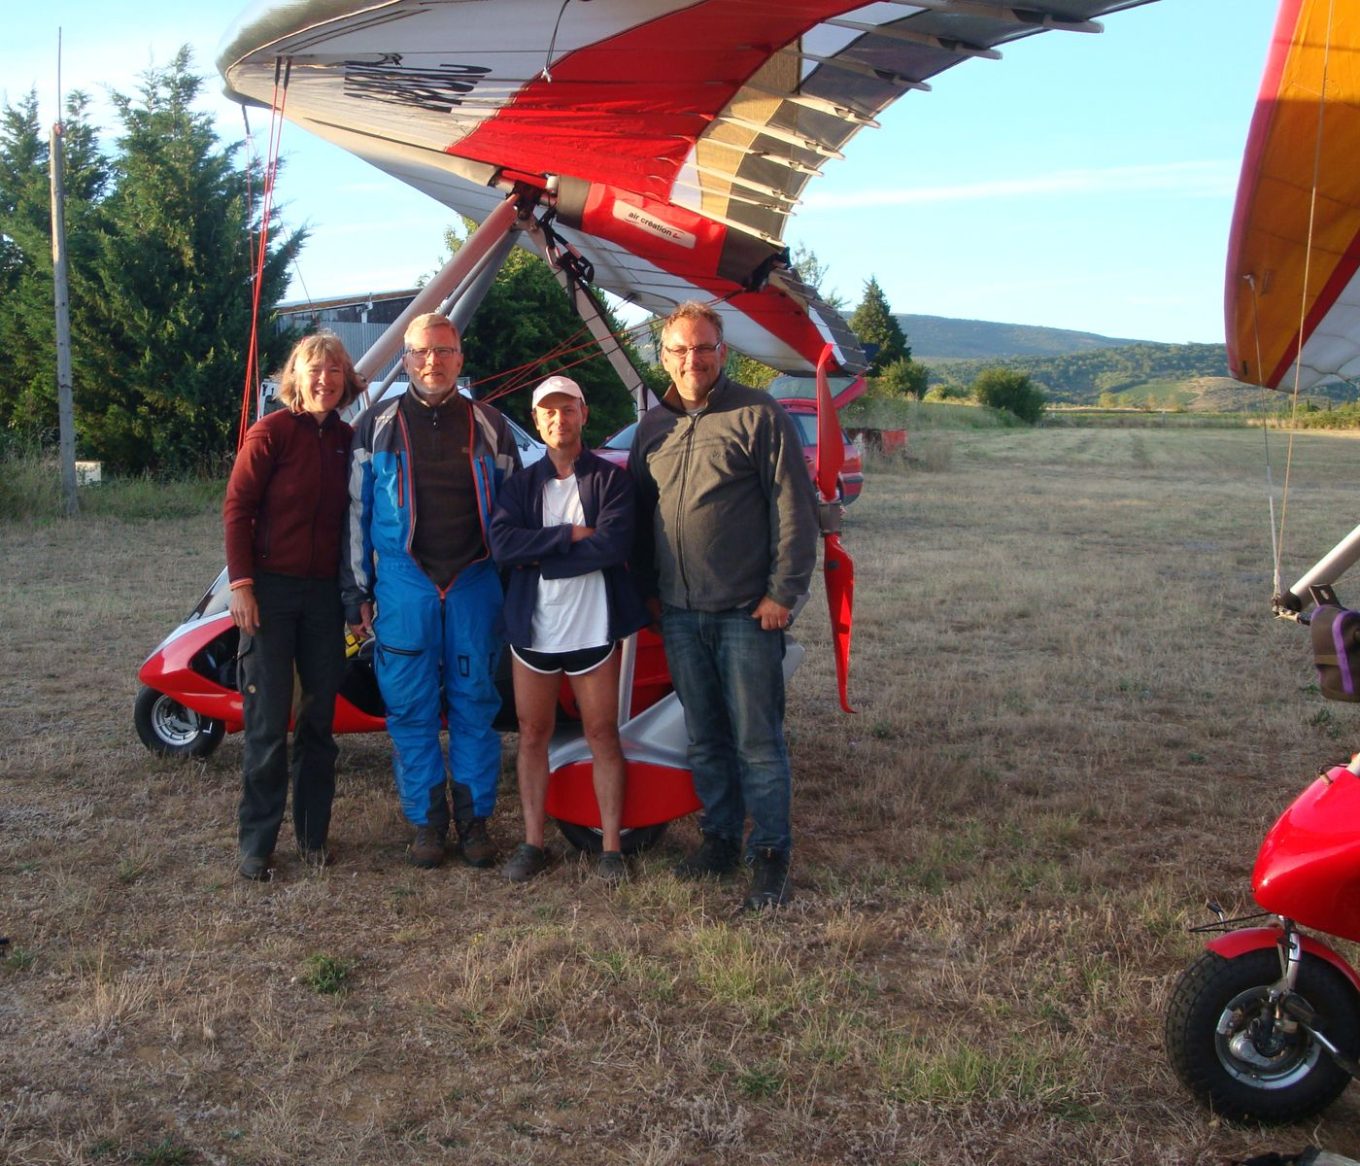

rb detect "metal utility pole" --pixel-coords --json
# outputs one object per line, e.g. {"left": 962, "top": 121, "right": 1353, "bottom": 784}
{"left": 51, "top": 37, "right": 78, "bottom": 517}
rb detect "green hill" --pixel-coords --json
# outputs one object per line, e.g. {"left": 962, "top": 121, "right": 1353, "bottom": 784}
{"left": 890, "top": 315, "right": 1360, "bottom": 411}
{"left": 935, "top": 341, "right": 1233, "bottom": 405}
{"left": 898, "top": 314, "right": 1148, "bottom": 361}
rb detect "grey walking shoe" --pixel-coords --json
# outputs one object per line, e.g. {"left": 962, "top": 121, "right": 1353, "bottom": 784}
{"left": 238, "top": 853, "right": 273, "bottom": 881}
{"left": 596, "top": 850, "right": 628, "bottom": 884}
{"left": 502, "top": 842, "right": 548, "bottom": 883}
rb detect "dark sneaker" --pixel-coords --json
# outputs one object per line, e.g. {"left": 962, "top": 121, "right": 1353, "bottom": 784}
{"left": 596, "top": 850, "right": 628, "bottom": 884}
{"left": 503, "top": 842, "right": 548, "bottom": 883}
{"left": 238, "top": 854, "right": 273, "bottom": 882}
{"left": 409, "top": 825, "right": 446, "bottom": 869}
{"left": 458, "top": 818, "right": 497, "bottom": 869}
{"left": 674, "top": 834, "right": 741, "bottom": 880}
{"left": 743, "top": 848, "right": 792, "bottom": 910}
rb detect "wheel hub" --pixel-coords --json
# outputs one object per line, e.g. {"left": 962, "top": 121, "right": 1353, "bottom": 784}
{"left": 152, "top": 697, "right": 205, "bottom": 747}
{"left": 1217, "top": 987, "right": 1318, "bottom": 1088}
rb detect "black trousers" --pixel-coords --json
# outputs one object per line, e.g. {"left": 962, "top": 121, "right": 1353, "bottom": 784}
{"left": 237, "top": 573, "right": 345, "bottom": 858}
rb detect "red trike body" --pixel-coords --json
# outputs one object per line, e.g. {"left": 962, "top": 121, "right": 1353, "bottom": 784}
{"left": 136, "top": 569, "right": 702, "bottom": 833}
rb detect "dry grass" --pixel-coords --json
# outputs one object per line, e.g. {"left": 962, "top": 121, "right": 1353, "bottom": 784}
{"left": 5, "top": 427, "right": 1360, "bottom": 1163}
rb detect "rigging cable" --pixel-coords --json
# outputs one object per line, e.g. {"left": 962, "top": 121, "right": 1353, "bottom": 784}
{"left": 238, "top": 57, "right": 291, "bottom": 449}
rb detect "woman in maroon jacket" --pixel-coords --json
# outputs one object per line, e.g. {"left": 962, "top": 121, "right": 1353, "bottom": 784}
{"left": 223, "top": 333, "right": 365, "bottom": 880}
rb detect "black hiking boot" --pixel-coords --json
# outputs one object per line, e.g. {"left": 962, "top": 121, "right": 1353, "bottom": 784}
{"left": 743, "top": 848, "right": 792, "bottom": 910}
{"left": 673, "top": 833, "right": 741, "bottom": 880}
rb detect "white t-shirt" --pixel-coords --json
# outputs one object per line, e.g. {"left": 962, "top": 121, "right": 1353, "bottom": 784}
{"left": 532, "top": 473, "right": 609, "bottom": 651}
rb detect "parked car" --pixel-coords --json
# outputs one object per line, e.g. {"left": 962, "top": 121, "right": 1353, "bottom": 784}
{"left": 777, "top": 397, "right": 862, "bottom": 505}
{"left": 596, "top": 396, "right": 863, "bottom": 505}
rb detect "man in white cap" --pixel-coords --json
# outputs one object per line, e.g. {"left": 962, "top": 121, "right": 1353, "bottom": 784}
{"left": 489, "top": 375, "right": 649, "bottom": 882}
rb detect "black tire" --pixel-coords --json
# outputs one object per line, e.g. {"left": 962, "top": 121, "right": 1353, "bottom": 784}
{"left": 554, "top": 819, "right": 669, "bottom": 855}
{"left": 1165, "top": 947, "right": 1360, "bottom": 1123}
{"left": 133, "top": 686, "right": 226, "bottom": 759}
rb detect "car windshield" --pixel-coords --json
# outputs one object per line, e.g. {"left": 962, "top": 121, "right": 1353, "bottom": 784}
{"left": 601, "top": 422, "right": 638, "bottom": 450}
{"left": 765, "top": 373, "right": 859, "bottom": 402}
{"left": 784, "top": 411, "right": 817, "bottom": 446}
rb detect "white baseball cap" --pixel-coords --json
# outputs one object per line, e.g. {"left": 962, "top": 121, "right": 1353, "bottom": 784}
{"left": 531, "top": 375, "right": 585, "bottom": 409}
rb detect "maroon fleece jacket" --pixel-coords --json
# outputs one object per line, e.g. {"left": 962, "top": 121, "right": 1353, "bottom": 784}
{"left": 223, "top": 408, "right": 353, "bottom": 586}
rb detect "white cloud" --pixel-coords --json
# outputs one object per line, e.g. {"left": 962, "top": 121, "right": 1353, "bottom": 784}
{"left": 800, "top": 160, "right": 1236, "bottom": 212}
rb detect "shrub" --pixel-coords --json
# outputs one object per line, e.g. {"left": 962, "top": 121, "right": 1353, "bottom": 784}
{"left": 971, "top": 366, "right": 1046, "bottom": 424}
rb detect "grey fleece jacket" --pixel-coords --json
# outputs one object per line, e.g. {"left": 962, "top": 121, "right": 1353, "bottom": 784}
{"left": 628, "top": 373, "right": 820, "bottom": 613}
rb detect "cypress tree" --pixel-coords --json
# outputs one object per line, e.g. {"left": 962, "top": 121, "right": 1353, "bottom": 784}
{"left": 849, "top": 276, "right": 909, "bottom": 375}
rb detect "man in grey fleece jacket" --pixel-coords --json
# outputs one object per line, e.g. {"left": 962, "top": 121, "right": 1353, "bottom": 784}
{"left": 629, "top": 300, "right": 819, "bottom": 910}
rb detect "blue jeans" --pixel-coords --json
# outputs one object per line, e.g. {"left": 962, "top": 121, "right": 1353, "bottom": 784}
{"left": 661, "top": 605, "right": 792, "bottom": 854}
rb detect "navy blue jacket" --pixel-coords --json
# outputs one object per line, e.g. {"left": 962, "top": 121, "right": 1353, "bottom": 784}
{"left": 489, "top": 447, "right": 649, "bottom": 650}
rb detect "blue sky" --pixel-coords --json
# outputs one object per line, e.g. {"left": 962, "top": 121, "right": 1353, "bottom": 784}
{"left": 4, "top": 1, "right": 1279, "bottom": 345}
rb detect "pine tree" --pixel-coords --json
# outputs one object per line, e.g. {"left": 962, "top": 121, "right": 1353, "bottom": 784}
{"left": 0, "top": 90, "right": 107, "bottom": 442}
{"left": 848, "top": 276, "right": 909, "bottom": 375}
{"left": 81, "top": 48, "right": 303, "bottom": 474}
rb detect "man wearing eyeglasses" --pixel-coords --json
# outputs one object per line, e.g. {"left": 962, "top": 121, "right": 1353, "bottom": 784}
{"left": 341, "top": 312, "right": 522, "bottom": 870}
{"left": 629, "top": 301, "right": 819, "bottom": 910}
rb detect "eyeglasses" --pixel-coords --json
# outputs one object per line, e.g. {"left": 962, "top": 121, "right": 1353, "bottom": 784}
{"left": 406, "top": 345, "right": 460, "bottom": 361}
{"left": 663, "top": 343, "right": 722, "bottom": 358}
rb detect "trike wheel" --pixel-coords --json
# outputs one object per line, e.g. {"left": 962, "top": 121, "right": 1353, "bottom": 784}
{"left": 134, "top": 686, "right": 225, "bottom": 758}
{"left": 1165, "top": 947, "right": 1360, "bottom": 1123}
{"left": 554, "top": 819, "right": 669, "bottom": 856}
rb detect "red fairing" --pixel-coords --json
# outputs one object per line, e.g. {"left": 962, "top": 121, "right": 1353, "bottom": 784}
{"left": 574, "top": 188, "right": 834, "bottom": 366}
{"left": 577, "top": 185, "right": 728, "bottom": 274}
{"left": 137, "top": 613, "right": 386, "bottom": 739}
{"left": 545, "top": 760, "right": 702, "bottom": 830}
{"left": 138, "top": 615, "right": 245, "bottom": 732}
{"left": 1205, "top": 926, "right": 1360, "bottom": 996}
{"left": 1253, "top": 766, "right": 1360, "bottom": 944}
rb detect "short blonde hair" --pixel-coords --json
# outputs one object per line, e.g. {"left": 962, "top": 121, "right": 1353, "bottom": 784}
{"left": 403, "top": 312, "right": 460, "bottom": 346}
{"left": 276, "top": 332, "right": 365, "bottom": 412}
{"left": 660, "top": 301, "right": 725, "bottom": 344}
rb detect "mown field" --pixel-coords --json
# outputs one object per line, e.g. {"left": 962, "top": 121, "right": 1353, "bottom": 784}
{"left": 5, "top": 426, "right": 1360, "bottom": 1164}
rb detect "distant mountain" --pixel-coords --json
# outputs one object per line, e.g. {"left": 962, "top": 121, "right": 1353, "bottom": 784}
{"left": 884, "top": 313, "right": 1357, "bottom": 411}
{"left": 897, "top": 313, "right": 1149, "bottom": 362}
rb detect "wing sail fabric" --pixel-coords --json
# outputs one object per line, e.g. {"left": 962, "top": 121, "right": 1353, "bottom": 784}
{"left": 219, "top": 0, "right": 1156, "bottom": 372}
{"left": 1226, "top": 0, "right": 1360, "bottom": 392}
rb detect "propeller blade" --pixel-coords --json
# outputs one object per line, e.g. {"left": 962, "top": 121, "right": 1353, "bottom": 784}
{"left": 813, "top": 343, "right": 854, "bottom": 711}
{"left": 823, "top": 532, "right": 855, "bottom": 714}
{"left": 815, "top": 344, "right": 843, "bottom": 503}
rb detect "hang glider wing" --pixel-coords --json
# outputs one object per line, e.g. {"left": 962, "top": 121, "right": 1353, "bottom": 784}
{"left": 1226, "top": 0, "right": 1360, "bottom": 393}
{"left": 219, "top": 0, "right": 1156, "bottom": 375}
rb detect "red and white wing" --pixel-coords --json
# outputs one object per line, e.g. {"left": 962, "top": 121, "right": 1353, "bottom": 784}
{"left": 219, "top": 0, "right": 1157, "bottom": 373}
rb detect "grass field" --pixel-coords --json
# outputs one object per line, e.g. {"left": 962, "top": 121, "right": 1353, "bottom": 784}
{"left": 6, "top": 426, "right": 1360, "bottom": 1164}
